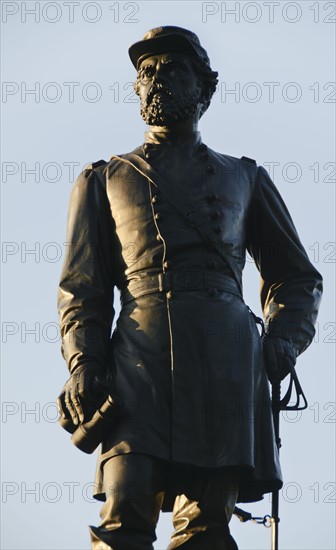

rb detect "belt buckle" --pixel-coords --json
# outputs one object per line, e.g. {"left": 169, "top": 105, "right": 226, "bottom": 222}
{"left": 158, "top": 272, "right": 172, "bottom": 292}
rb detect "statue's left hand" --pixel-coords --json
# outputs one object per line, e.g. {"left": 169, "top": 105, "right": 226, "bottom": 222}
{"left": 57, "top": 364, "right": 110, "bottom": 426}
{"left": 262, "top": 336, "right": 297, "bottom": 385}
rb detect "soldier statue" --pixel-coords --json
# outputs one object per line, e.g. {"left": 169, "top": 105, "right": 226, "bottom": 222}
{"left": 57, "top": 26, "right": 323, "bottom": 550}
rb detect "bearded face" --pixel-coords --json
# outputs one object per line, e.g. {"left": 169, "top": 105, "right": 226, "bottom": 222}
{"left": 135, "top": 53, "right": 203, "bottom": 126}
{"left": 140, "top": 83, "right": 202, "bottom": 126}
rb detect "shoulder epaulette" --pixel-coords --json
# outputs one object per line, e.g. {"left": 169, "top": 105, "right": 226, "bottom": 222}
{"left": 241, "top": 156, "right": 256, "bottom": 165}
{"left": 83, "top": 159, "right": 107, "bottom": 179}
{"left": 84, "top": 159, "right": 107, "bottom": 171}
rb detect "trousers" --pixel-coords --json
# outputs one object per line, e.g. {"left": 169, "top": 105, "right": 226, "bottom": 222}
{"left": 89, "top": 453, "right": 239, "bottom": 550}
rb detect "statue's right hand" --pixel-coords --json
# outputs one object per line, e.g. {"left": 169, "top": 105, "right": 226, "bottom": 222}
{"left": 57, "top": 364, "right": 110, "bottom": 427}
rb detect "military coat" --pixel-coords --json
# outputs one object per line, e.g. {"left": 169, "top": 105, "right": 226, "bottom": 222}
{"left": 58, "top": 131, "right": 322, "bottom": 509}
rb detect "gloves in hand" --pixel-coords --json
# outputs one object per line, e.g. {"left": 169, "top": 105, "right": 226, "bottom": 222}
{"left": 262, "top": 336, "right": 297, "bottom": 385}
{"left": 57, "top": 364, "right": 111, "bottom": 426}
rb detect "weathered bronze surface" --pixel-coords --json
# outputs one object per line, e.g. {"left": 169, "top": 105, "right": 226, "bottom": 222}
{"left": 57, "top": 26, "right": 322, "bottom": 549}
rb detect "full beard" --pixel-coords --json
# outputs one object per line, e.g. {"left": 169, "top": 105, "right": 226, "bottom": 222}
{"left": 140, "top": 89, "right": 201, "bottom": 126}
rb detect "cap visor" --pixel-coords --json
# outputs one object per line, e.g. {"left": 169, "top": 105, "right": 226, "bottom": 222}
{"left": 129, "top": 34, "right": 198, "bottom": 68}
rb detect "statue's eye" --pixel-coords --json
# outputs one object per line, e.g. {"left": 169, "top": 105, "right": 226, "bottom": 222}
{"left": 140, "top": 66, "right": 155, "bottom": 80}
{"left": 166, "top": 62, "right": 187, "bottom": 76}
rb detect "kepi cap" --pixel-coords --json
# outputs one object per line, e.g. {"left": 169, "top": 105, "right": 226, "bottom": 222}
{"left": 129, "top": 26, "right": 212, "bottom": 70}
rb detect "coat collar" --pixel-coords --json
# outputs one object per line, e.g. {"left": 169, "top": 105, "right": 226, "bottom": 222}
{"left": 143, "top": 129, "right": 202, "bottom": 148}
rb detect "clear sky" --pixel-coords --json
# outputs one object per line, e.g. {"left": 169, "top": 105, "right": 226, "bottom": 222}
{"left": 1, "top": 1, "right": 335, "bottom": 549}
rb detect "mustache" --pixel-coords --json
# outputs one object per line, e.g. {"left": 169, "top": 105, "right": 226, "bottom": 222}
{"left": 146, "top": 82, "right": 173, "bottom": 106}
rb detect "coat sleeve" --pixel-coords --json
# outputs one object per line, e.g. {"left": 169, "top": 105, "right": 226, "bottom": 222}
{"left": 246, "top": 165, "right": 323, "bottom": 355}
{"left": 58, "top": 166, "right": 115, "bottom": 374}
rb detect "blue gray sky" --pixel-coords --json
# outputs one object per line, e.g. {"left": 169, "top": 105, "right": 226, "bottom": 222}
{"left": 1, "top": 1, "right": 335, "bottom": 549}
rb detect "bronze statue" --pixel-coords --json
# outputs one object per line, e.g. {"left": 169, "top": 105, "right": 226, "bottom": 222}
{"left": 57, "top": 26, "right": 323, "bottom": 549}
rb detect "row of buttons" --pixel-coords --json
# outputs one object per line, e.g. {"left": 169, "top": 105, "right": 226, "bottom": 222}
{"left": 143, "top": 142, "right": 155, "bottom": 160}
{"left": 199, "top": 147, "right": 223, "bottom": 273}
{"left": 199, "top": 144, "right": 216, "bottom": 176}
{"left": 199, "top": 147, "right": 223, "bottom": 236}
{"left": 147, "top": 143, "right": 222, "bottom": 296}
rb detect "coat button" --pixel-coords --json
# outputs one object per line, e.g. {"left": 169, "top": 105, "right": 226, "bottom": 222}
{"left": 208, "top": 260, "right": 218, "bottom": 269}
{"left": 151, "top": 195, "right": 158, "bottom": 204}
{"left": 163, "top": 261, "right": 171, "bottom": 269}
{"left": 155, "top": 213, "right": 161, "bottom": 220}
{"left": 166, "top": 290, "right": 173, "bottom": 299}
{"left": 145, "top": 152, "right": 152, "bottom": 159}
{"left": 208, "top": 287, "right": 217, "bottom": 297}
{"left": 143, "top": 143, "right": 154, "bottom": 152}
{"left": 199, "top": 144, "right": 208, "bottom": 159}
{"left": 156, "top": 234, "right": 161, "bottom": 241}
{"left": 207, "top": 193, "right": 218, "bottom": 202}
{"left": 212, "top": 225, "right": 221, "bottom": 234}
{"left": 206, "top": 165, "right": 215, "bottom": 174}
{"left": 210, "top": 210, "right": 220, "bottom": 220}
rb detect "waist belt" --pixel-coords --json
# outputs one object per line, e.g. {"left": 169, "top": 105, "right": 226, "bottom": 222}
{"left": 120, "top": 271, "right": 242, "bottom": 305}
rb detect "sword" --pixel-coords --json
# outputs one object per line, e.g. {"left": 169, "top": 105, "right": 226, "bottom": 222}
{"left": 270, "top": 365, "right": 308, "bottom": 550}
{"left": 234, "top": 364, "right": 308, "bottom": 550}
{"left": 271, "top": 380, "right": 281, "bottom": 550}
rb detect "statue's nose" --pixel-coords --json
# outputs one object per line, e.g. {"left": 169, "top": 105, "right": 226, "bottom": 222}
{"left": 152, "top": 63, "right": 168, "bottom": 84}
